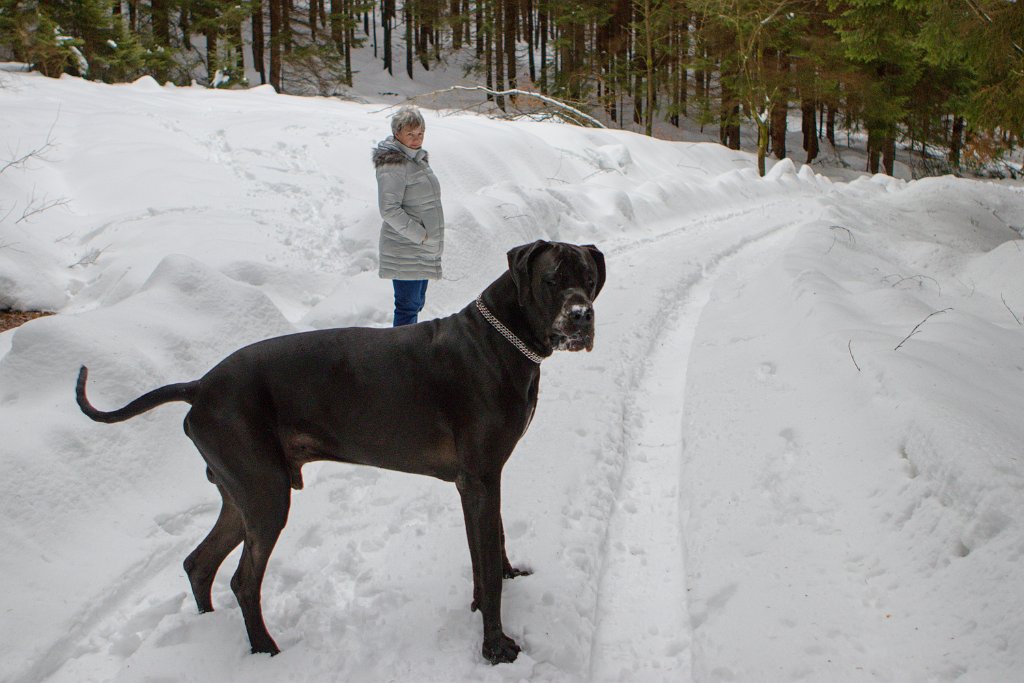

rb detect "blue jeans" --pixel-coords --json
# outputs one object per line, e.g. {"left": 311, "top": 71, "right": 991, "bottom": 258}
{"left": 392, "top": 279, "right": 429, "bottom": 327}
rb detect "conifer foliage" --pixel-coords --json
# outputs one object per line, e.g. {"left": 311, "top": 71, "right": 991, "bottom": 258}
{"left": 1, "top": 1, "right": 1020, "bottom": 175}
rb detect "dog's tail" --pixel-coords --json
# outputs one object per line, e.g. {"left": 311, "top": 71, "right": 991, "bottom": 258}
{"left": 76, "top": 366, "right": 198, "bottom": 424}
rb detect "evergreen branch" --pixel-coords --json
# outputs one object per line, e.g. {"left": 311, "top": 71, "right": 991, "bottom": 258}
{"left": 961, "top": 0, "right": 1024, "bottom": 56}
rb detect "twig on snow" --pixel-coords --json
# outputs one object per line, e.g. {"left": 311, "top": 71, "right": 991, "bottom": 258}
{"left": 826, "top": 224, "right": 855, "bottom": 254}
{"left": 883, "top": 273, "right": 942, "bottom": 294}
{"left": 1, "top": 107, "right": 61, "bottom": 175}
{"left": 69, "top": 246, "right": 106, "bottom": 268}
{"left": 848, "top": 339, "right": 862, "bottom": 372}
{"left": 16, "top": 188, "right": 71, "bottom": 224}
{"left": 894, "top": 308, "right": 953, "bottom": 351}
{"left": 1002, "top": 294, "right": 1023, "bottom": 326}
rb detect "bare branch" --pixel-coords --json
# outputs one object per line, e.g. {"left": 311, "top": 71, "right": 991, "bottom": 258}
{"left": 894, "top": 308, "right": 953, "bottom": 351}
{"left": 16, "top": 187, "right": 71, "bottom": 224}
{"left": 1, "top": 108, "right": 61, "bottom": 175}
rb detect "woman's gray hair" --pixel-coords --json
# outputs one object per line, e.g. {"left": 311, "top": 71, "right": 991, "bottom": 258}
{"left": 390, "top": 105, "right": 425, "bottom": 135}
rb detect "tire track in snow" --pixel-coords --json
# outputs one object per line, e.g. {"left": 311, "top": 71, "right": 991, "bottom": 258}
{"left": 585, "top": 207, "right": 806, "bottom": 682}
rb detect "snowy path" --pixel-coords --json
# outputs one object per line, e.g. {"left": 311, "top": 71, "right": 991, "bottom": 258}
{"left": 587, "top": 266, "right": 695, "bottom": 681}
{"left": 580, "top": 204, "right": 805, "bottom": 681}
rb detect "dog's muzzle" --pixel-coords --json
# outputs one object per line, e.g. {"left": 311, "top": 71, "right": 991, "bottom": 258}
{"left": 551, "top": 300, "right": 595, "bottom": 352}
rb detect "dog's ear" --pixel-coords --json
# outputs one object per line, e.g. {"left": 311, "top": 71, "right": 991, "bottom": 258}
{"left": 581, "top": 244, "right": 606, "bottom": 298}
{"left": 507, "top": 240, "right": 549, "bottom": 307}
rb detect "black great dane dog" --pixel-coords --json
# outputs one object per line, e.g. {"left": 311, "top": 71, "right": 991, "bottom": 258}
{"left": 75, "top": 240, "right": 605, "bottom": 665}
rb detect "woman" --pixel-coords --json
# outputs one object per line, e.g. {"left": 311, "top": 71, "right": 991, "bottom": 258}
{"left": 372, "top": 105, "right": 444, "bottom": 326}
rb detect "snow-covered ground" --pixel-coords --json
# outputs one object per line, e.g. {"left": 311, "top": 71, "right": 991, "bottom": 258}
{"left": 2, "top": 70, "right": 1024, "bottom": 683}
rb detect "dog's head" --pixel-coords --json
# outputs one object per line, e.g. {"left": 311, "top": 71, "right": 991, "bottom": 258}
{"left": 507, "top": 240, "right": 606, "bottom": 353}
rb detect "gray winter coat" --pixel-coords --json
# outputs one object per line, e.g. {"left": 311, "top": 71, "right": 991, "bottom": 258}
{"left": 373, "top": 136, "right": 444, "bottom": 280}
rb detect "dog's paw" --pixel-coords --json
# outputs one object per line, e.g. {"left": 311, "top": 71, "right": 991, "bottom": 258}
{"left": 482, "top": 633, "right": 520, "bottom": 665}
{"left": 503, "top": 565, "right": 532, "bottom": 579}
{"left": 249, "top": 634, "right": 281, "bottom": 657}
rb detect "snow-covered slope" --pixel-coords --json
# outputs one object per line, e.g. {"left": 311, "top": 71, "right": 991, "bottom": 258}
{"left": 2, "top": 72, "right": 1023, "bottom": 682}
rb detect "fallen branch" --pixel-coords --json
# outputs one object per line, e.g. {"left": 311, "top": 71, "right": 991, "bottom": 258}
{"left": 405, "top": 86, "right": 606, "bottom": 129}
{"left": 894, "top": 308, "right": 953, "bottom": 351}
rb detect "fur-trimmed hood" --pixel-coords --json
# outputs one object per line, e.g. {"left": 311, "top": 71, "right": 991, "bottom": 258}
{"left": 372, "top": 137, "right": 428, "bottom": 167}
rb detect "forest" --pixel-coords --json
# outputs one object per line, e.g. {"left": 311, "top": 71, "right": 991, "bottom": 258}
{"left": 2, "top": 0, "right": 1022, "bottom": 177}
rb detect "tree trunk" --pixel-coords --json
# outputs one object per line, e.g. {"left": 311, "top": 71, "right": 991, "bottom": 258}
{"left": 949, "top": 115, "right": 964, "bottom": 170}
{"left": 476, "top": 1, "right": 484, "bottom": 58}
{"left": 451, "top": 0, "right": 462, "bottom": 49}
{"left": 770, "top": 100, "right": 787, "bottom": 159}
{"left": 484, "top": 2, "right": 493, "bottom": 99}
{"left": 720, "top": 74, "right": 740, "bottom": 149}
{"left": 282, "top": 0, "right": 291, "bottom": 53}
{"left": 345, "top": 1, "right": 353, "bottom": 85}
{"left": 505, "top": 0, "right": 517, "bottom": 98}
{"left": 382, "top": 0, "right": 394, "bottom": 75}
{"left": 270, "top": 0, "right": 282, "bottom": 90}
{"left": 867, "top": 127, "right": 882, "bottom": 174}
{"left": 251, "top": 2, "right": 266, "bottom": 85}
{"left": 180, "top": 4, "right": 191, "bottom": 50}
{"left": 826, "top": 105, "right": 836, "bottom": 147}
{"left": 539, "top": 6, "right": 547, "bottom": 91}
{"left": 801, "top": 99, "right": 818, "bottom": 163}
{"left": 495, "top": 0, "right": 506, "bottom": 110}
{"left": 526, "top": 0, "right": 535, "bottom": 83}
{"left": 205, "top": 17, "right": 218, "bottom": 83}
{"left": 757, "top": 119, "right": 769, "bottom": 176}
{"left": 642, "top": 0, "right": 654, "bottom": 136}
{"left": 405, "top": 2, "right": 414, "bottom": 79}
{"left": 882, "top": 135, "right": 896, "bottom": 176}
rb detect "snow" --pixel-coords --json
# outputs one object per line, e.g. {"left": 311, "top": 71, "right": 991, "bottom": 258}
{"left": 2, "top": 69, "right": 1024, "bottom": 683}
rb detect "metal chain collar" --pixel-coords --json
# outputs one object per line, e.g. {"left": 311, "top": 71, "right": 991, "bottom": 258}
{"left": 475, "top": 297, "right": 544, "bottom": 364}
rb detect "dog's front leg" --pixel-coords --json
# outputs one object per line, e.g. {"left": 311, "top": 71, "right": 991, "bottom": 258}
{"left": 457, "top": 473, "right": 520, "bottom": 665}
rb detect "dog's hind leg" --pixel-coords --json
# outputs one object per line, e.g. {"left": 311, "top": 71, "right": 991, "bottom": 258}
{"left": 183, "top": 486, "right": 244, "bottom": 614}
{"left": 228, "top": 472, "right": 291, "bottom": 656}
{"left": 186, "top": 409, "right": 292, "bottom": 656}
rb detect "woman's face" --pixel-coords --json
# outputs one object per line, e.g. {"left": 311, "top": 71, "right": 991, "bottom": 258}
{"left": 395, "top": 125, "right": 425, "bottom": 149}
